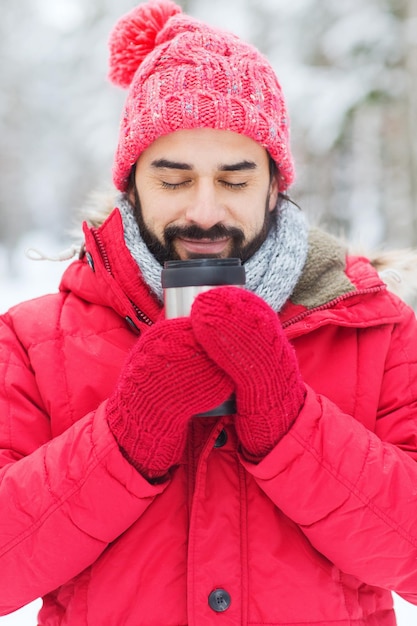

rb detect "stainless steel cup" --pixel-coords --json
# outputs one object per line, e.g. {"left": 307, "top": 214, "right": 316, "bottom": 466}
{"left": 161, "top": 258, "right": 245, "bottom": 416}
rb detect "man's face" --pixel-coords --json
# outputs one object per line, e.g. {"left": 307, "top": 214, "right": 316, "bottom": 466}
{"left": 129, "top": 128, "right": 279, "bottom": 265}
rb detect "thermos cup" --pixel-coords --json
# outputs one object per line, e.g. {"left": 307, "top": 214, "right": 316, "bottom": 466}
{"left": 161, "top": 258, "right": 246, "bottom": 416}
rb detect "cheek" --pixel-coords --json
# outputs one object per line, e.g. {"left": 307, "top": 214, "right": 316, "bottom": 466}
{"left": 240, "top": 204, "right": 267, "bottom": 235}
{"left": 138, "top": 193, "right": 167, "bottom": 234}
{"left": 146, "top": 190, "right": 185, "bottom": 223}
{"left": 145, "top": 216, "right": 166, "bottom": 241}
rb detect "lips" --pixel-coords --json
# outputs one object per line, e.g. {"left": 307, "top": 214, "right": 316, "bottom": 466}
{"left": 177, "top": 237, "right": 230, "bottom": 255}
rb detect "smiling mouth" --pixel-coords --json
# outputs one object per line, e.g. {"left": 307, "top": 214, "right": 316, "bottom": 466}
{"left": 177, "top": 237, "right": 230, "bottom": 255}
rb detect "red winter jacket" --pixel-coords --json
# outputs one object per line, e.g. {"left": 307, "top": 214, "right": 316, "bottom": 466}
{"left": 1, "top": 208, "right": 417, "bottom": 625}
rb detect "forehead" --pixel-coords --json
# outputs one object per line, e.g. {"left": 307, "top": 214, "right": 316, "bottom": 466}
{"left": 138, "top": 128, "right": 270, "bottom": 169}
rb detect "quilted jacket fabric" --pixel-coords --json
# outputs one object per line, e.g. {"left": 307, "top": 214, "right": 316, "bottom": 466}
{"left": 1, "top": 207, "right": 417, "bottom": 625}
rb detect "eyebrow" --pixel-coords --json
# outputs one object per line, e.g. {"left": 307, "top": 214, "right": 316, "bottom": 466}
{"left": 150, "top": 159, "right": 258, "bottom": 172}
{"left": 151, "top": 159, "right": 192, "bottom": 170}
{"left": 219, "top": 160, "right": 257, "bottom": 172}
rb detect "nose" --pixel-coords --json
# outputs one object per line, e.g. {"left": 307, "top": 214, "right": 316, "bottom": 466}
{"left": 184, "top": 180, "right": 226, "bottom": 228}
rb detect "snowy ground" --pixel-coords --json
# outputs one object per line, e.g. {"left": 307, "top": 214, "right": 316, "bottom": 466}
{"left": 1, "top": 239, "right": 417, "bottom": 624}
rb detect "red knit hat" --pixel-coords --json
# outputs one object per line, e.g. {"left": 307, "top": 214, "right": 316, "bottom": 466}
{"left": 108, "top": 0, "right": 294, "bottom": 192}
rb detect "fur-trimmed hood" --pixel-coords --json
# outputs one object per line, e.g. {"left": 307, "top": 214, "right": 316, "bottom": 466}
{"left": 366, "top": 248, "right": 417, "bottom": 308}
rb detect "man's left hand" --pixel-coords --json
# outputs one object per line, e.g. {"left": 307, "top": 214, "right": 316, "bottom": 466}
{"left": 191, "top": 286, "right": 306, "bottom": 461}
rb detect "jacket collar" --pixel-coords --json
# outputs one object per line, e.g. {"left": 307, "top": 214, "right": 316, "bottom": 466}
{"left": 60, "top": 208, "right": 162, "bottom": 333}
{"left": 280, "top": 229, "right": 403, "bottom": 335}
{"left": 60, "top": 207, "right": 403, "bottom": 335}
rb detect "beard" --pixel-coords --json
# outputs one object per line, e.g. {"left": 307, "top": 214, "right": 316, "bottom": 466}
{"left": 131, "top": 186, "right": 276, "bottom": 267}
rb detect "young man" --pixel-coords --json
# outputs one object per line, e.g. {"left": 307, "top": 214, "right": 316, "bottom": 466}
{"left": 1, "top": 1, "right": 417, "bottom": 624}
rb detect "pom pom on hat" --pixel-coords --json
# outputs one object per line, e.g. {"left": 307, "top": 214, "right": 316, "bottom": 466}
{"left": 108, "top": 0, "right": 181, "bottom": 89}
{"left": 109, "top": 0, "right": 295, "bottom": 192}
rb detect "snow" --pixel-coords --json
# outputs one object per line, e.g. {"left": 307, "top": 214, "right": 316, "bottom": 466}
{"left": 0, "top": 233, "right": 73, "bottom": 314}
{"left": 0, "top": 601, "right": 42, "bottom": 625}
{"left": 321, "top": 8, "right": 400, "bottom": 65}
{"left": 34, "top": 0, "right": 84, "bottom": 32}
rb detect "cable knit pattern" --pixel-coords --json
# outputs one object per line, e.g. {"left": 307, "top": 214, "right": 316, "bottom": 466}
{"left": 106, "top": 316, "right": 233, "bottom": 479}
{"left": 118, "top": 194, "right": 309, "bottom": 312}
{"left": 191, "top": 287, "right": 306, "bottom": 460}
{"left": 108, "top": 0, "right": 294, "bottom": 192}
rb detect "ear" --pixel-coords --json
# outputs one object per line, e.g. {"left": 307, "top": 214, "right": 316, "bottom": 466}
{"left": 268, "top": 175, "right": 279, "bottom": 212}
{"left": 126, "top": 164, "right": 138, "bottom": 205}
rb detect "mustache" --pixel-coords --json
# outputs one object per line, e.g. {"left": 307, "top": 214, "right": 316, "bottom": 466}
{"left": 164, "top": 223, "right": 244, "bottom": 243}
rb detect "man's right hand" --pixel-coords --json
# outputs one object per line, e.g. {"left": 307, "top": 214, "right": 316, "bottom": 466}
{"left": 106, "top": 317, "right": 234, "bottom": 481}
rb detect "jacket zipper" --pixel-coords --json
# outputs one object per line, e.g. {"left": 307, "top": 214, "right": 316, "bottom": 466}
{"left": 130, "top": 302, "right": 153, "bottom": 327}
{"left": 92, "top": 228, "right": 112, "bottom": 275}
{"left": 282, "top": 285, "right": 385, "bottom": 329}
{"left": 91, "top": 228, "right": 153, "bottom": 327}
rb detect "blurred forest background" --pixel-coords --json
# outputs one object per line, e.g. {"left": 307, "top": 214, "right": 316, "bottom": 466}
{"left": 1, "top": 1, "right": 417, "bottom": 624}
{"left": 1, "top": 0, "right": 417, "bottom": 267}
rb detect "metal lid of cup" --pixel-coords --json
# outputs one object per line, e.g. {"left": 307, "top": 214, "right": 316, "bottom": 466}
{"left": 161, "top": 258, "right": 245, "bottom": 288}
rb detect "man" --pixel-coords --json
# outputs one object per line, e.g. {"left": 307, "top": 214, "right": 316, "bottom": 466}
{"left": 1, "top": 1, "right": 417, "bottom": 624}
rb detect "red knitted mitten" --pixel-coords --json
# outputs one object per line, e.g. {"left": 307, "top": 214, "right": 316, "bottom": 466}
{"left": 191, "top": 287, "right": 306, "bottom": 461}
{"left": 106, "top": 317, "right": 233, "bottom": 480}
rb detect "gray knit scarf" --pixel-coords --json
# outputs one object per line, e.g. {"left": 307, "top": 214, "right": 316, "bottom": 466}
{"left": 118, "top": 194, "right": 309, "bottom": 312}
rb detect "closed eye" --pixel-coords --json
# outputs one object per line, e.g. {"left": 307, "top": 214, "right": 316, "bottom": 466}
{"left": 220, "top": 180, "right": 248, "bottom": 189}
{"left": 161, "top": 180, "right": 192, "bottom": 190}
